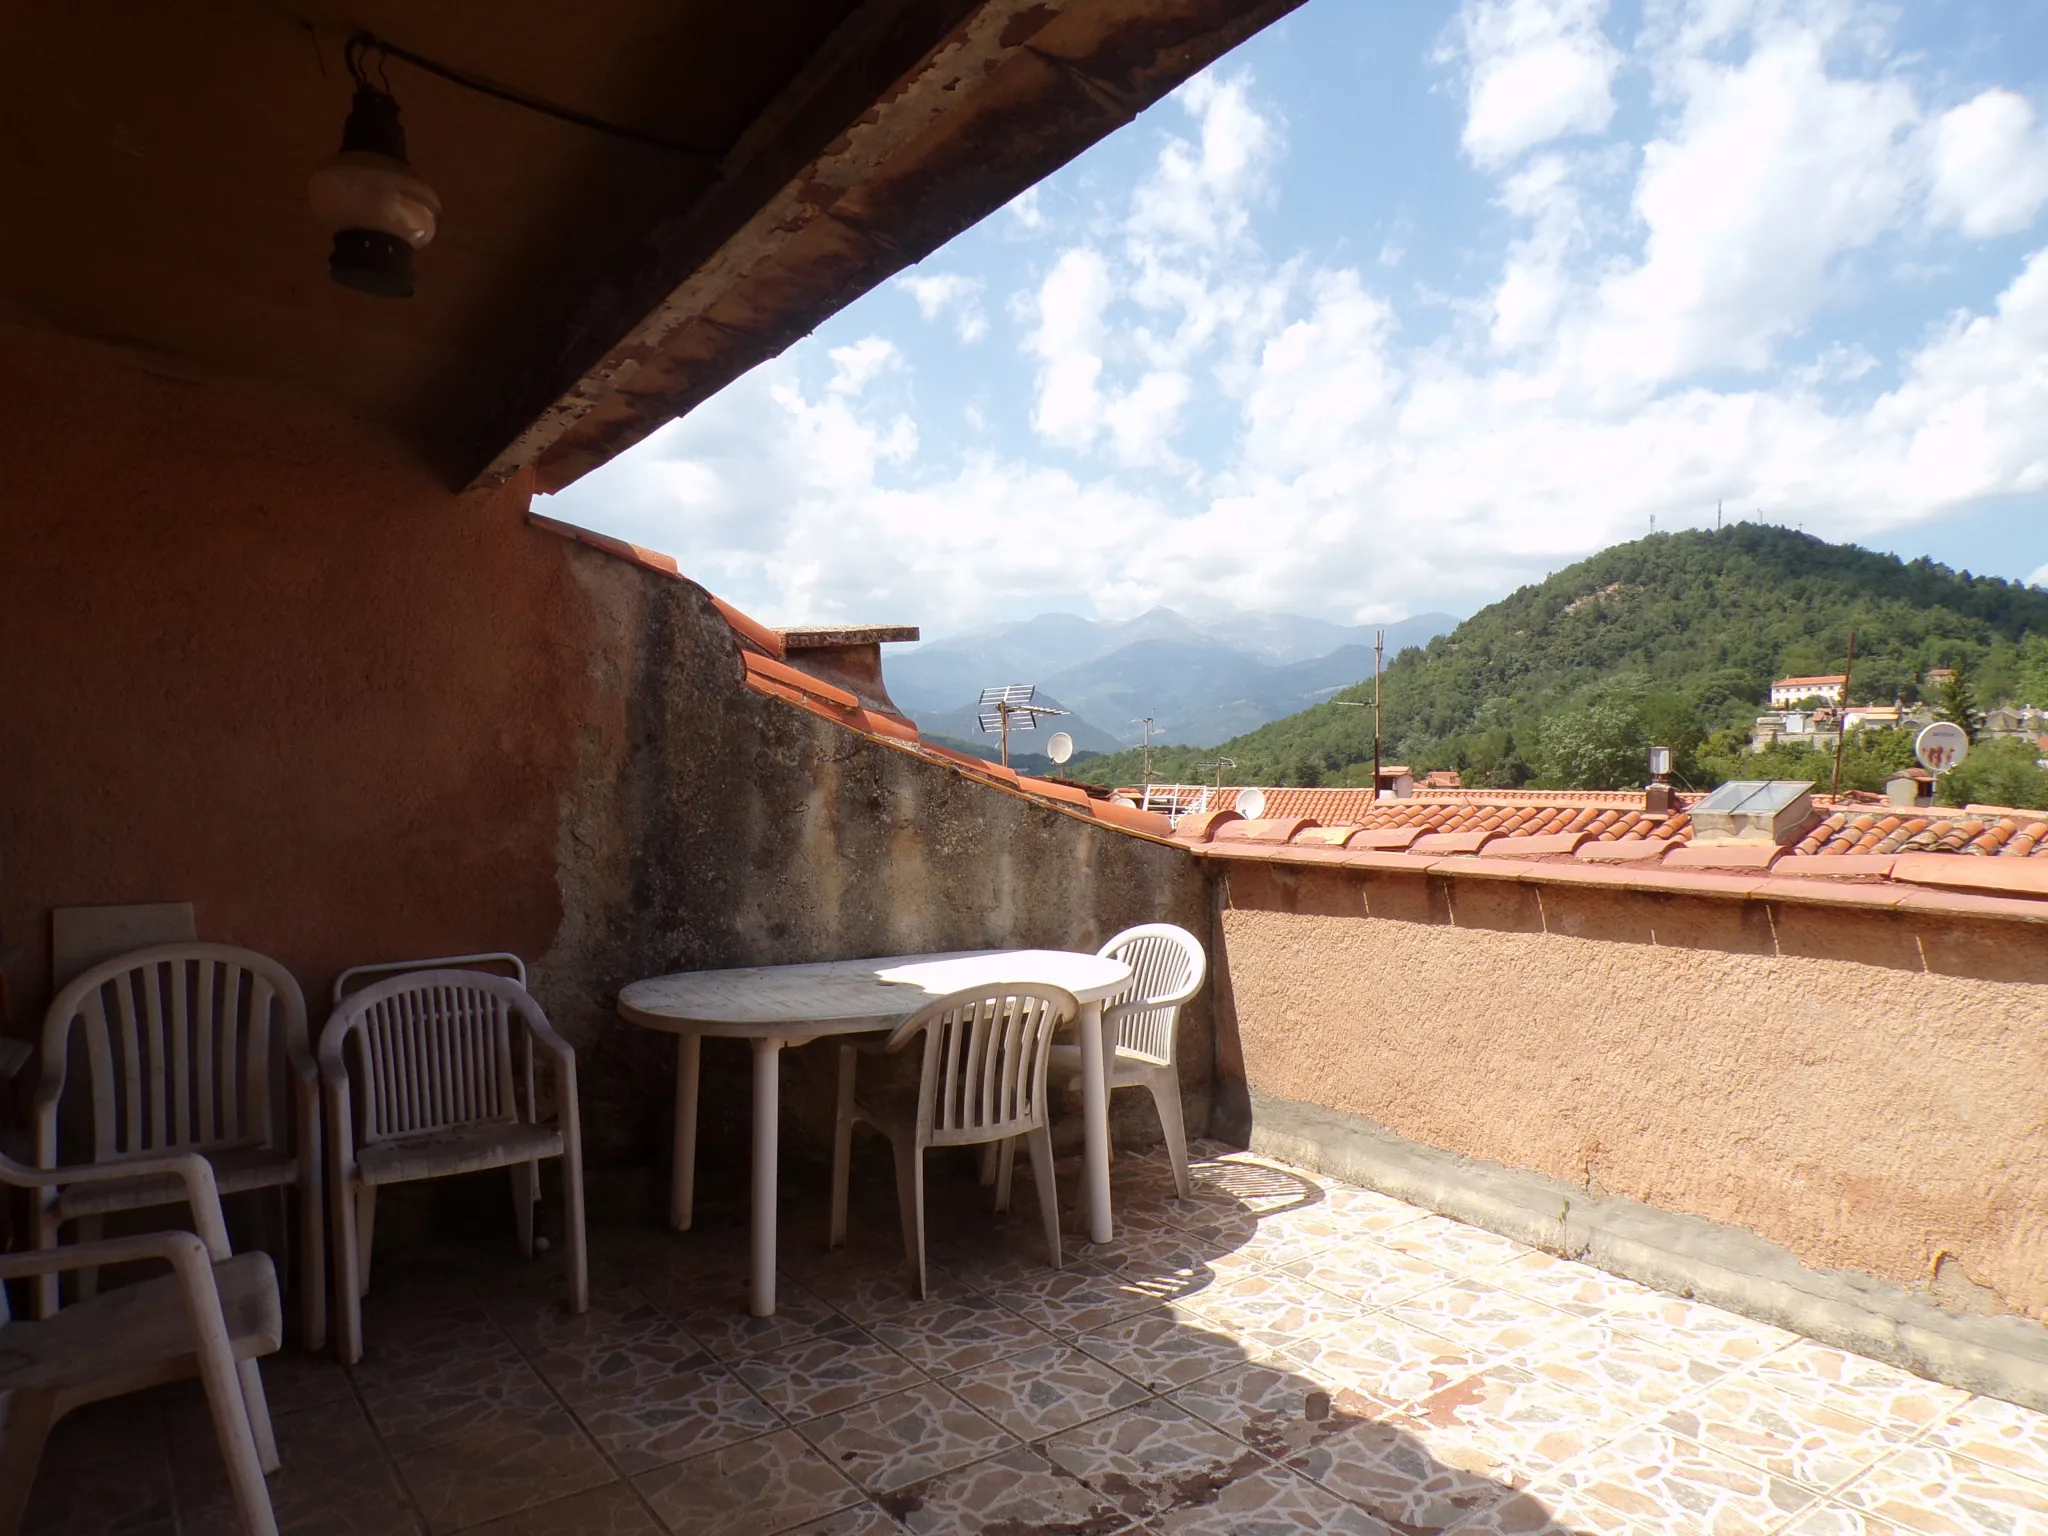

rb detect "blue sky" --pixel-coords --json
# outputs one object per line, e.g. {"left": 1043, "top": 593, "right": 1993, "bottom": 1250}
{"left": 547, "top": 0, "right": 2048, "bottom": 632}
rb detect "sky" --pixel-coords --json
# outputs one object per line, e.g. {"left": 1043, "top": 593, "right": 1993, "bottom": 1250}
{"left": 544, "top": 0, "right": 2048, "bottom": 634}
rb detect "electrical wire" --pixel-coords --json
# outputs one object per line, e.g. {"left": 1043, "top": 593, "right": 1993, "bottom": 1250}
{"left": 344, "top": 31, "right": 722, "bottom": 161}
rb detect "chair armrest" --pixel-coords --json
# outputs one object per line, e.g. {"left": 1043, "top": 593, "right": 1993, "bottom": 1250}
{"left": 17, "top": 1152, "right": 234, "bottom": 1261}
{"left": 0, "top": 1227, "right": 210, "bottom": 1282}
{"left": 519, "top": 1014, "right": 577, "bottom": 1070}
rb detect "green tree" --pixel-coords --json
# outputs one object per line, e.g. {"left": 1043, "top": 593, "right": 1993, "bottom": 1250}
{"left": 1937, "top": 662, "right": 1980, "bottom": 730}
{"left": 1937, "top": 738, "right": 2048, "bottom": 811}
{"left": 1536, "top": 697, "right": 1652, "bottom": 789}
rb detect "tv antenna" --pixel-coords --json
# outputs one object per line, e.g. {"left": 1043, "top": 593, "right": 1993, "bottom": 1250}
{"left": 1331, "top": 630, "right": 1386, "bottom": 792}
{"left": 1132, "top": 716, "right": 1161, "bottom": 783}
{"left": 1196, "top": 757, "right": 1236, "bottom": 790}
{"left": 977, "top": 684, "right": 1065, "bottom": 768}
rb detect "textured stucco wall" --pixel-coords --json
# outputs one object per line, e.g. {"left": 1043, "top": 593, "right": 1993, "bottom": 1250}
{"left": 1214, "top": 860, "right": 2048, "bottom": 1322}
{"left": 0, "top": 326, "right": 593, "bottom": 1021}
{"left": 533, "top": 555, "right": 1213, "bottom": 1179}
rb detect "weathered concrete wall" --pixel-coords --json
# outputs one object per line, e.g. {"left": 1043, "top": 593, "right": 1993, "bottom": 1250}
{"left": 1211, "top": 858, "right": 2048, "bottom": 1324}
{"left": 533, "top": 550, "right": 1212, "bottom": 1180}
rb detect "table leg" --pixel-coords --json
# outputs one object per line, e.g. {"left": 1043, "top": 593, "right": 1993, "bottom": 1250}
{"left": 670, "top": 1032, "right": 702, "bottom": 1231}
{"left": 1079, "top": 999, "right": 1114, "bottom": 1244}
{"left": 749, "top": 1036, "right": 783, "bottom": 1317}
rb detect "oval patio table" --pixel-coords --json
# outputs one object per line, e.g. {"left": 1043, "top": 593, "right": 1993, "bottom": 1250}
{"left": 617, "top": 948, "right": 1134, "bottom": 1316}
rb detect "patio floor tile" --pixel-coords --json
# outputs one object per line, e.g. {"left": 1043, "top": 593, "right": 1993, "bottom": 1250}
{"left": 1151, "top": 1461, "right": 1394, "bottom": 1534}
{"left": 732, "top": 1327, "right": 930, "bottom": 1421}
{"left": 451, "top": 1483, "right": 661, "bottom": 1536}
{"left": 1917, "top": 1396, "right": 2048, "bottom": 1490}
{"left": 1287, "top": 1412, "right": 1518, "bottom": 1534}
{"left": 635, "top": 1427, "right": 865, "bottom": 1535}
{"left": 796, "top": 1379, "right": 1015, "bottom": 1493}
{"left": 1169, "top": 1358, "right": 1395, "bottom": 1461}
{"left": 1283, "top": 1314, "right": 1501, "bottom": 1407}
{"left": 943, "top": 1341, "right": 1150, "bottom": 1439}
{"left": 1749, "top": 1343, "right": 1975, "bottom": 1431}
{"left": 1041, "top": 1399, "right": 1265, "bottom": 1522}
{"left": 571, "top": 1360, "right": 785, "bottom": 1476}
{"left": 1175, "top": 1268, "right": 1373, "bottom": 1351}
{"left": 1075, "top": 1302, "right": 1268, "bottom": 1391}
{"left": 1544, "top": 1423, "right": 1824, "bottom": 1535}
{"left": 1660, "top": 1378, "right": 1923, "bottom": 1492}
{"left": 522, "top": 1319, "right": 714, "bottom": 1411}
{"left": 1280, "top": 1236, "right": 1457, "bottom": 1311}
{"left": 393, "top": 1402, "right": 615, "bottom": 1535}
{"left": 1830, "top": 1442, "right": 2048, "bottom": 1534}
{"left": 866, "top": 1293, "right": 1056, "bottom": 1374}
{"left": 877, "top": 1445, "right": 1122, "bottom": 1535}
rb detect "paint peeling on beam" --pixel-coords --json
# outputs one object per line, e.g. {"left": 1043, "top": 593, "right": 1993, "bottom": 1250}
{"left": 464, "top": 0, "right": 1305, "bottom": 493}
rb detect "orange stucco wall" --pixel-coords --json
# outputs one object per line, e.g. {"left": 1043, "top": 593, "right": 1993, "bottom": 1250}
{"left": 0, "top": 326, "right": 593, "bottom": 1024}
{"left": 1213, "top": 859, "right": 2048, "bottom": 1323}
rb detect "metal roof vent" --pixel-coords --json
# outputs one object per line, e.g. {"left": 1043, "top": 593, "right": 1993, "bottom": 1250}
{"left": 1689, "top": 780, "right": 1816, "bottom": 845}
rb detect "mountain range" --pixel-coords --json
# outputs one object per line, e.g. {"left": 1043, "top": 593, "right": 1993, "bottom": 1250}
{"left": 885, "top": 607, "right": 1454, "bottom": 751}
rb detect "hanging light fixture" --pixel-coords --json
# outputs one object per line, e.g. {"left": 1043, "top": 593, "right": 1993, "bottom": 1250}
{"left": 308, "top": 38, "right": 441, "bottom": 298}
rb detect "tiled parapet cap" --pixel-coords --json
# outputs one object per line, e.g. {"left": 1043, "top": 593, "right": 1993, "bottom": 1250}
{"left": 1170, "top": 810, "right": 1243, "bottom": 844}
{"left": 782, "top": 626, "right": 920, "bottom": 648}
{"left": 1189, "top": 789, "right": 2048, "bottom": 918}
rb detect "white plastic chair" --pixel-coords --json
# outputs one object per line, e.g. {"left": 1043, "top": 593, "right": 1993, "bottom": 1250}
{"left": 1047, "top": 924, "right": 1207, "bottom": 1199}
{"left": 319, "top": 966, "right": 587, "bottom": 1364}
{"left": 32, "top": 943, "right": 323, "bottom": 1347}
{"left": 829, "top": 984, "right": 1077, "bottom": 1299}
{"left": 0, "top": 1148, "right": 282, "bottom": 1536}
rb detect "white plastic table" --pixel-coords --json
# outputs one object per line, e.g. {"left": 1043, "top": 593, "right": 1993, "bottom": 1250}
{"left": 616, "top": 948, "right": 1134, "bottom": 1315}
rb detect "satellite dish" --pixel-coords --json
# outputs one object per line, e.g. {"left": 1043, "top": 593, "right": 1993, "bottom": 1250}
{"left": 1235, "top": 786, "right": 1267, "bottom": 819}
{"left": 1046, "top": 732, "right": 1075, "bottom": 765}
{"left": 1915, "top": 721, "right": 1970, "bottom": 774}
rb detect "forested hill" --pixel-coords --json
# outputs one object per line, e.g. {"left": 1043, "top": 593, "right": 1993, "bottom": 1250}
{"left": 1069, "top": 525, "right": 2048, "bottom": 793}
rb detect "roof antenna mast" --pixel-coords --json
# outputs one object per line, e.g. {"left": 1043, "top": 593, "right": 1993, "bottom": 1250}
{"left": 1830, "top": 631, "right": 1855, "bottom": 799}
{"left": 1373, "top": 628, "right": 1384, "bottom": 800}
{"left": 1133, "top": 717, "right": 1158, "bottom": 784}
{"left": 976, "top": 684, "right": 1065, "bottom": 768}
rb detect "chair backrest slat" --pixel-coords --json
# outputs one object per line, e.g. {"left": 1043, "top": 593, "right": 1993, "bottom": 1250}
{"left": 896, "top": 985, "right": 1077, "bottom": 1147}
{"left": 1098, "top": 925, "right": 1207, "bottom": 1069}
{"left": 327, "top": 972, "right": 529, "bottom": 1146}
{"left": 38, "top": 944, "right": 310, "bottom": 1165}
{"left": 113, "top": 970, "right": 145, "bottom": 1157}
{"left": 195, "top": 960, "right": 218, "bottom": 1143}
{"left": 168, "top": 960, "right": 192, "bottom": 1145}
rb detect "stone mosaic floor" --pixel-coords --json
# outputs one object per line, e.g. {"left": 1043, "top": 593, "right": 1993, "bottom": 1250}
{"left": 23, "top": 1141, "right": 2048, "bottom": 1536}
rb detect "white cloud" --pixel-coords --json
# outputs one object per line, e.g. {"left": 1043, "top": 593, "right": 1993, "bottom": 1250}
{"left": 1577, "top": 28, "right": 1920, "bottom": 384}
{"left": 826, "top": 337, "right": 902, "bottom": 395}
{"left": 896, "top": 271, "right": 989, "bottom": 342}
{"left": 546, "top": 5, "right": 2048, "bottom": 635}
{"left": 1128, "top": 72, "right": 1277, "bottom": 253}
{"left": 2031, "top": 562, "right": 2048, "bottom": 589}
{"left": 1927, "top": 89, "right": 2048, "bottom": 239}
{"left": 1026, "top": 249, "right": 1113, "bottom": 451}
{"left": 1454, "top": 0, "right": 1622, "bottom": 168}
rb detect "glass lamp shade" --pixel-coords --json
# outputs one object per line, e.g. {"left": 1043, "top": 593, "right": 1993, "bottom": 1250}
{"left": 308, "top": 152, "right": 441, "bottom": 247}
